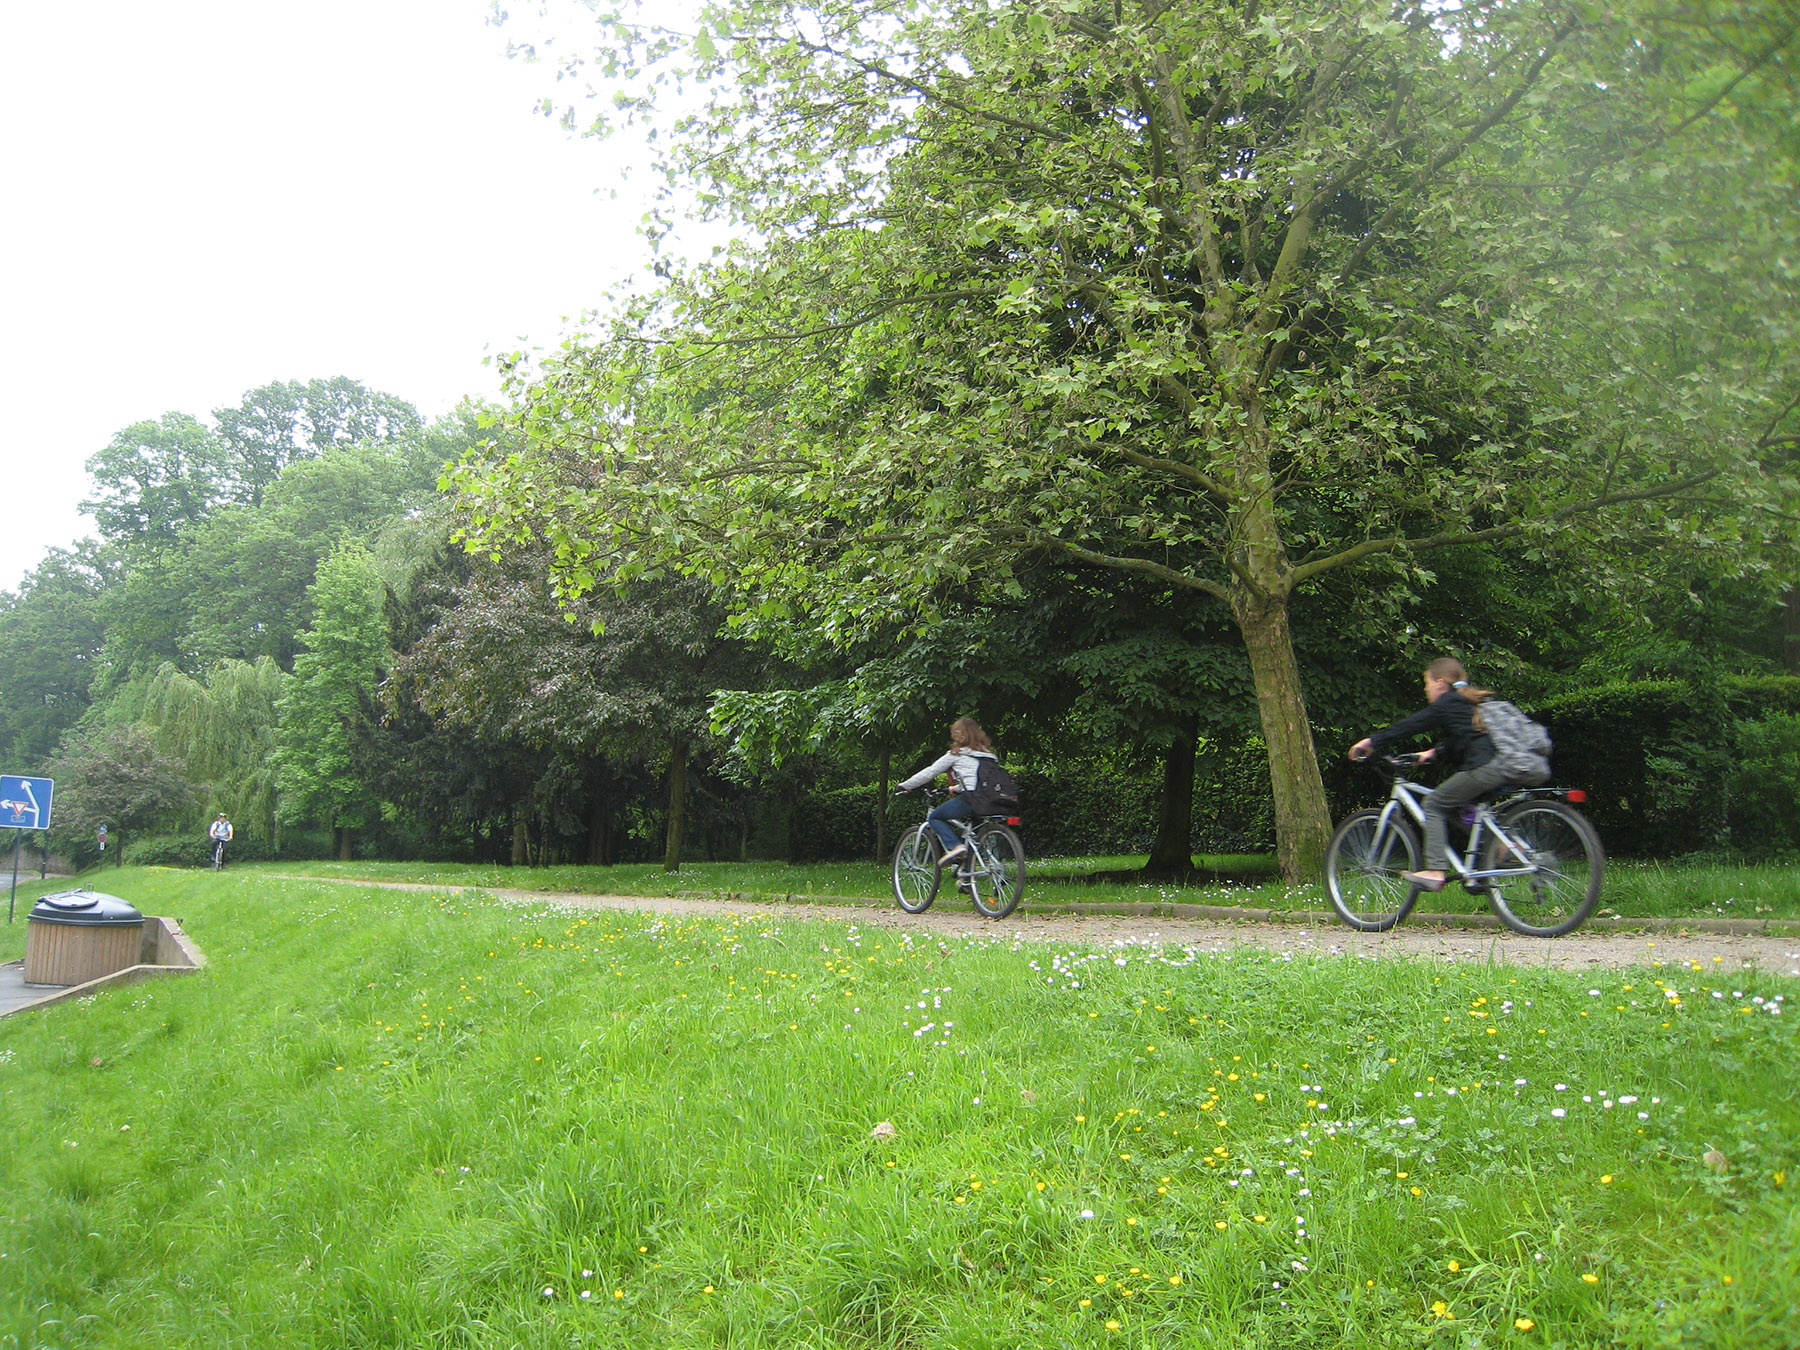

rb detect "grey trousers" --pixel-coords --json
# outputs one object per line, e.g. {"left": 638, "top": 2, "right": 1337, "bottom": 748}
{"left": 1422, "top": 759, "right": 1549, "bottom": 869}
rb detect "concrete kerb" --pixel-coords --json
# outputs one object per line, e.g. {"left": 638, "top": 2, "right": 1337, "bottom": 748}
{"left": 0, "top": 916, "right": 207, "bottom": 1018}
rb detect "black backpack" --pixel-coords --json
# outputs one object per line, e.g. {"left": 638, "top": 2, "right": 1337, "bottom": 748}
{"left": 965, "top": 758, "right": 1021, "bottom": 815}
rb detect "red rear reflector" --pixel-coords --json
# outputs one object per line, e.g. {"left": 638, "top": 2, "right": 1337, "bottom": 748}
{"left": 1006, "top": 817, "right": 1022, "bottom": 826}
{"left": 1565, "top": 789, "right": 1587, "bottom": 803}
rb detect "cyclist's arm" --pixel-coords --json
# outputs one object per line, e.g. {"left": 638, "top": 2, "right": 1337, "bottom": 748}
{"left": 1365, "top": 701, "right": 1448, "bottom": 756}
{"left": 897, "top": 752, "right": 956, "bottom": 793}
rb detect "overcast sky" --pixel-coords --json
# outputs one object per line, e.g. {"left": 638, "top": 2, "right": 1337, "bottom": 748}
{"left": 1, "top": 0, "right": 660, "bottom": 590}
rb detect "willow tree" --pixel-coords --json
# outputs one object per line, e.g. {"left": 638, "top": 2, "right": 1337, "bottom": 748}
{"left": 457, "top": 0, "right": 1798, "bottom": 878}
{"left": 142, "top": 657, "right": 286, "bottom": 844}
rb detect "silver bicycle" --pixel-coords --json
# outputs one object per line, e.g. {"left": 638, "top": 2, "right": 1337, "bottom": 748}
{"left": 1325, "top": 753, "right": 1604, "bottom": 937}
{"left": 891, "top": 788, "right": 1026, "bottom": 919}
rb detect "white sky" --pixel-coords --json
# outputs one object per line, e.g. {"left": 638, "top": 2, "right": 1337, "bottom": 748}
{"left": 0, "top": 0, "right": 663, "bottom": 590}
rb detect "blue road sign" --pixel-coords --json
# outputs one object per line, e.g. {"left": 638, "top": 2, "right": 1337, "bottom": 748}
{"left": 0, "top": 776, "right": 53, "bottom": 830}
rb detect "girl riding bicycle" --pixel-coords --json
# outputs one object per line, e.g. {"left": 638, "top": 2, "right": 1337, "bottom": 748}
{"left": 1347, "top": 657, "right": 1548, "bottom": 892}
{"left": 895, "top": 717, "right": 999, "bottom": 868}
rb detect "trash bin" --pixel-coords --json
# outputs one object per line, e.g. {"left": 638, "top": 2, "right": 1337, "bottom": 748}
{"left": 24, "top": 890, "right": 145, "bottom": 986}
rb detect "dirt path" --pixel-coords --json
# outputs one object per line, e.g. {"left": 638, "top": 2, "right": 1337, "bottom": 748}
{"left": 282, "top": 876, "right": 1800, "bottom": 977}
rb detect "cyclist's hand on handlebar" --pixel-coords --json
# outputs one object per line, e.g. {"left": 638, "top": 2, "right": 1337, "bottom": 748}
{"left": 1348, "top": 737, "right": 1374, "bottom": 761}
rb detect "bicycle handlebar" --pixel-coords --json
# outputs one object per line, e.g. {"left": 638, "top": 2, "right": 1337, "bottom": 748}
{"left": 1353, "top": 751, "right": 1426, "bottom": 773}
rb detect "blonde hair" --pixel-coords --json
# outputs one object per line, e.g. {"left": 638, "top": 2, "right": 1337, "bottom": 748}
{"left": 949, "top": 717, "right": 992, "bottom": 753}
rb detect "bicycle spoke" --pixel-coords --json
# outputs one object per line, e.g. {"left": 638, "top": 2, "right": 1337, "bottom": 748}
{"left": 968, "top": 823, "right": 1025, "bottom": 918}
{"left": 1324, "top": 810, "right": 1420, "bottom": 932}
{"left": 1482, "top": 801, "right": 1604, "bottom": 937}
{"left": 891, "top": 826, "right": 940, "bottom": 913}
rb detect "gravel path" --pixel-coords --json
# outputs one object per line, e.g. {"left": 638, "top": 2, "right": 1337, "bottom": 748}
{"left": 289, "top": 877, "right": 1800, "bottom": 977}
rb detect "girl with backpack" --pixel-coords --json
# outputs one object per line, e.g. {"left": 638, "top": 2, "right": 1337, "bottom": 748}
{"left": 895, "top": 717, "right": 999, "bottom": 867}
{"left": 1347, "top": 657, "right": 1550, "bottom": 891}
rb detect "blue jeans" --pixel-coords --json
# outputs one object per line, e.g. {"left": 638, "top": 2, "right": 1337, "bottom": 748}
{"left": 928, "top": 793, "right": 974, "bottom": 852}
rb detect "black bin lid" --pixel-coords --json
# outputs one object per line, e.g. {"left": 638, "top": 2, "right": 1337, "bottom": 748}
{"left": 29, "top": 889, "right": 144, "bottom": 927}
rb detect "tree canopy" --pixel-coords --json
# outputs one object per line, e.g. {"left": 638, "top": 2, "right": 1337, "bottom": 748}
{"left": 458, "top": 0, "right": 1800, "bottom": 877}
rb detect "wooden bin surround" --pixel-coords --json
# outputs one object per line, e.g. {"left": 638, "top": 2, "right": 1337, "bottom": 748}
{"left": 24, "top": 917, "right": 146, "bottom": 986}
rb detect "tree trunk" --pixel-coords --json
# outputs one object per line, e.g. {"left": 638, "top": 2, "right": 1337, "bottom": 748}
{"left": 1784, "top": 584, "right": 1799, "bottom": 676}
{"left": 1232, "top": 590, "right": 1332, "bottom": 881}
{"left": 335, "top": 826, "right": 352, "bottom": 861}
{"left": 875, "top": 743, "right": 891, "bottom": 863}
{"left": 1143, "top": 715, "right": 1200, "bottom": 875}
{"left": 511, "top": 816, "right": 529, "bottom": 867}
{"left": 664, "top": 741, "right": 689, "bottom": 872}
{"left": 586, "top": 801, "right": 611, "bottom": 865}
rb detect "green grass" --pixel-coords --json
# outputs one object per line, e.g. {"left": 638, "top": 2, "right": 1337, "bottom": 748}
{"left": 1, "top": 869, "right": 1795, "bottom": 1348}
{"left": 262, "top": 852, "right": 1800, "bottom": 923}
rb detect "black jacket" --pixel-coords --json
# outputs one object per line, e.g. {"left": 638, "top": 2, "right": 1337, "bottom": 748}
{"left": 1368, "top": 689, "right": 1495, "bottom": 771}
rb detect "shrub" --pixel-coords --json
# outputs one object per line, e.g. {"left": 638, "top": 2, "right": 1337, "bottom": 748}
{"left": 1729, "top": 712, "right": 1800, "bottom": 859}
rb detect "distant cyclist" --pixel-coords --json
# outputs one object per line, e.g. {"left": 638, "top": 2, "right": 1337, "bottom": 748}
{"left": 1347, "top": 657, "right": 1549, "bottom": 892}
{"left": 894, "top": 717, "right": 999, "bottom": 868}
{"left": 209, "top": 812, "right": 234, "bottom": 869}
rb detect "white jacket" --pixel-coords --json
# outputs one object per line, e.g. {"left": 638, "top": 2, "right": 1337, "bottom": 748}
{"left": 899, "top": 748, "right": 996, "bottom": 793}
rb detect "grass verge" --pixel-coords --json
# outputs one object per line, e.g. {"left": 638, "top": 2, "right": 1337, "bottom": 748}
{"left": 1, "top": 869, "right": 1795, "bottom": 1347}
{"left": 262, "top": 854, "right": 1800, "bottom": 924}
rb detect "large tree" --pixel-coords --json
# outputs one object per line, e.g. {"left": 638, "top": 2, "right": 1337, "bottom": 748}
{"left": 46, "top": 725, "right": 193, "bottom": 866}
{"left": 141, "top": 658, "right": 286, "bottom": 845}
{"left": 275, "top": 542, "right": 389, "bottom": 859}
{"left": 215, "top": 377, "right": 423, "bottom": 507}
{"left": 0, "top": 545, "right": 110, "bottom": 763}
{"left": 399, "top": 555, "right": 761, "bottom": 871}
{"left": 81, "top": 413, "right": 230, "bottom": 549}
{"left": 459, "top": 0, "right": 1799, "bottom": 878}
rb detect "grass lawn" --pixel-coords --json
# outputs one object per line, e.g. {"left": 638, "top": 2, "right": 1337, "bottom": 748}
{"left": 265, "top": 853, "right": 1800, "bottom": 925}
{"left": 1, "top": 869, "right": 1795, "bottom": 1348}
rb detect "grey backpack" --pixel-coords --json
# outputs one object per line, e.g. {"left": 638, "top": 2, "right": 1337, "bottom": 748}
{"left": 1473, "top": 699, "right": 1552, "bottom": 777}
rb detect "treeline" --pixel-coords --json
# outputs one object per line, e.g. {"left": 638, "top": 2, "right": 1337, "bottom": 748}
{"left": 1, "top": 375, "right": 1797, "bottom": 872}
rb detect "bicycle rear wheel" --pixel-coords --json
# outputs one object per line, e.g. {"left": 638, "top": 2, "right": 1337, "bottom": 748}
{"left": 1481, "top": 800, "right": 1604, "bottom": 937}
{"left": 1324, "top": 809, "right": 1421, "bottom": 932}
{"left": 966, "top": 822, "right": 1025, "bottom": 918}
{"left": 892, "top": 825, "right": 941, "bottom": 913}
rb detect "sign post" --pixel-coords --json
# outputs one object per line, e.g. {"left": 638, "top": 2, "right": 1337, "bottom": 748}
{"left": 1, "top": 775, "right": 55, "bottom": 923}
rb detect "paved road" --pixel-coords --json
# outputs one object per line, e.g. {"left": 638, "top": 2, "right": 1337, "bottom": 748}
{"left": 288, "top": 877, "right": 1800, "bottom": 977}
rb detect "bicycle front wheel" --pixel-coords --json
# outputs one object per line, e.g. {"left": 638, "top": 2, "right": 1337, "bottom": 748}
{"left": 892, "top": 825, "right": 941, "bottom": 913}
{"left": 1482, "top": 800, "right": 1604, "bottom": 937}
{"left": 966, "top": 822, "right": 1025, "bottom": 919}
{"left": 1324, "top": 809, "right": 1421, "bottom": 932}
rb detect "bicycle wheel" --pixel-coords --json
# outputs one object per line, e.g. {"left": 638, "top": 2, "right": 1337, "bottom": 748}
{"left": 892, "top": 825, "right": 941, "bottom": 913}
{"left": 966, "top": 822, "right": 1026, "bottom": 918}
{"left": 1481, "top": 800, "right": 1604, "bottom": 937}
{"left": 1324, "top": 809, "right": 1422, "bottom": 932}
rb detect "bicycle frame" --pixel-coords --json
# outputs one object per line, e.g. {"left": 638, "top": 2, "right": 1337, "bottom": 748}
{"left": 1373, "top": 777, "right": 1539, "bottom": 886}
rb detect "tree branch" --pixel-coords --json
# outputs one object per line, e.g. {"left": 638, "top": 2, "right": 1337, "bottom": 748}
{"left": 1286, "top": 469, "right": 1726, "bottom": 587}
{"left": 1002, "top": 527, "right": 1231, "bottom": 600}
{"left": 1110, "top": 444, "right": 1233, "bottom": 502}
{"left": 1331, "top": 14, "right": 1581, "bottom": 291}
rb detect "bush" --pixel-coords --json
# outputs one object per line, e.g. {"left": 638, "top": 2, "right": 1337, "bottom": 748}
{"left": 1535, "top": 675, "right": 1800, "bottom": 858}
{"left": 123, "top": 831, "right": 331, "bottom": 867}
{"left": 1729, "top": 712, "right": 1800, "bottom": 859}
